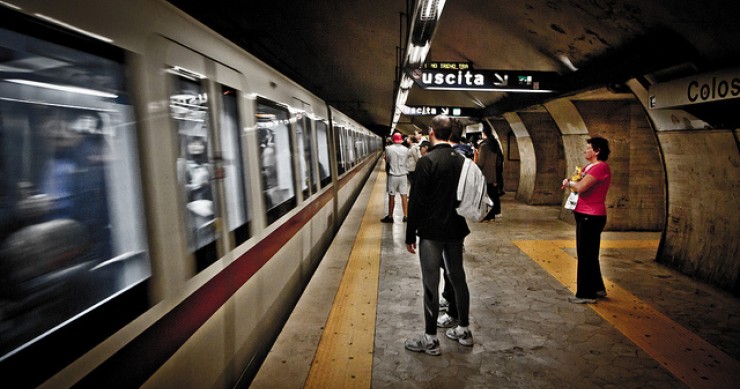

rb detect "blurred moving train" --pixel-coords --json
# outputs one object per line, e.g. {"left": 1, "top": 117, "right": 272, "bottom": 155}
{"left": 0, "top": 1, "right": 382, "bottom": 387}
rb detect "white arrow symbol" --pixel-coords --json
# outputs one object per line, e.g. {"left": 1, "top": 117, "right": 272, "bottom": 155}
{"left": 493, "top": 73, "right": 508, "bottom": 86}
{"left": 441, "top": 107, "right": 449, "bottom": 115}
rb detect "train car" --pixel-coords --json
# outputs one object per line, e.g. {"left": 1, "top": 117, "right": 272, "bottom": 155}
{"left": 0, "top": 0, "right": 382, "bottom": 387}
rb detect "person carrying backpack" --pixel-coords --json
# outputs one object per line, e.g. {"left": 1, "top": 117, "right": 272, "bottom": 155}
{"left": 404, "top": 114, "right": 474, "bottom": 356}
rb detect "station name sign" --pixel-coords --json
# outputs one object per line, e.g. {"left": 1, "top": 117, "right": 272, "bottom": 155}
{"left": 400, "top": 105, "right": 478, "bottom": 117}
{"left": 407, "top": 67, "right": 558, "bottom": 92}
{"left": 649, "top": 66, "right": 740, "bottom": 109}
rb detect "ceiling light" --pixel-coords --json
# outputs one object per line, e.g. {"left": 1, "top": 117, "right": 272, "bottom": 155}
{"left": 558, "top": 54, "right": 578, "bottom": 72}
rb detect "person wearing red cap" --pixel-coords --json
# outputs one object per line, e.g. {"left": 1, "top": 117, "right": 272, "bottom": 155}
{"left": 380, "top": 132, "right": 409, "bottom": 223}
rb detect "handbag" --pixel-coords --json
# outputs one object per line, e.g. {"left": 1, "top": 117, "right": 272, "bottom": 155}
{"left": 564, "top": 191, "right": 578, "bottom": 210}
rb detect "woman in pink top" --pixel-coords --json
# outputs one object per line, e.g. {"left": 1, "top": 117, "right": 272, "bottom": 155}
{"left": 561, "top": 137, "right": 612, "bottom": 304}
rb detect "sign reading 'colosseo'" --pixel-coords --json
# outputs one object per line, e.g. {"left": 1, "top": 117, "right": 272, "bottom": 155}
{"left": 649, "top": 66, "right": 740, "bottom": 109}
{"left": 407, "top": 67, "right": 558, "bottom": 93}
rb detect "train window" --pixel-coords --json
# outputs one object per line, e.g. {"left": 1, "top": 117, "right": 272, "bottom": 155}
{"left": 295, "top": 114, "right": 316, "bottom": 198}
{"left": 358, "top": 134, "right": 366, "bottom": 159}
{"left": 350, "top": 130, "right": 356, "bottom": 166}
{"left": 0, "top": 26, "right": 150, "bottom": 357}
{"left": 219, "top": 86, "right": 250, "bottom": 245}
{"left": 305, "top": 116, "right": 319, "bottom": 194}
{"left": 256, "top": 99, "right": 296, "bottom": 224}
{"left": 170, "top": 75, "right": 218, "bottom": 270}
{"left": 316, "top": 120, "right": 331, "bottom": 187}
{"left": 334, "top": 126, "right": 345, "bottom": 175}
{"left": 343, "top": 128, "right": 354, "bottom": 168}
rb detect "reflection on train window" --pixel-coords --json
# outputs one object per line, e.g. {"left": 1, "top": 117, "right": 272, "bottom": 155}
{"left": 304, "top": 117, "right": 318, "bottom": 194}
{"left": 219, "top": 86, "right": 250, "bottom": 245}
{"left": 334, "top": 126, "right": 345, "bottom": 175}
{"left": 0, "top": 27, "right": 150, "bottom": 357}
{"left": 256, "top": 99, "right": 296, "bottom": 224}
{"left": 295, "top": 113, "right": 311, "bottom": 199}
{"left": 169, "top": 74, "right": 218, "bottom": 270}
{"left": 316, "top": 120, "right": 331, "bottom": 187}
{"left": 295, "top": 114, "right": 316, "bottom": 198}
{"left": 357, "top": 134, "right": 366, "bottom": 159}
{"left": 346, "top": 129, "right": 355, "bottom": 168}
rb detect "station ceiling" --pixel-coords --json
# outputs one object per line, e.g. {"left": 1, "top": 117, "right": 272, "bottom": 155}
{"left": 167, "top": 0, "right": 740, "bottom": 136}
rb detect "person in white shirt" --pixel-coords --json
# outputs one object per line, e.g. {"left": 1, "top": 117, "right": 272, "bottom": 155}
{"left": 380, "top": 132, "right": 409, "bottom": 223}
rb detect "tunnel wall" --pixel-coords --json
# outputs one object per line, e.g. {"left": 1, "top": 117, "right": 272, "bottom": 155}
{"left": 573, "top": 100, "right": 666, "bottom": 231}
{"left": 656, "top": 129, "right": 740, "bottom": 294}
{"left": 627, "top": 79, "right": 740, "bottom": 294}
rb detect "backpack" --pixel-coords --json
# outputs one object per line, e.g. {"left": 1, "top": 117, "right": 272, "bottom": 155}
{"left": 455, "top": 157, "right": 493, "bottom": 222}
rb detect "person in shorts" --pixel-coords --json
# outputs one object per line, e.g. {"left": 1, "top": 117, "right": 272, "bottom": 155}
{"left": 380, "top": 132, "right": 409, "bottom": 223}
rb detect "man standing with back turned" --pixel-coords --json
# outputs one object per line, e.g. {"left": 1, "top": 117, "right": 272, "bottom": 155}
{"left": 404, "top": 114, "right": 473, "bottom": 355}
{"left": 380, "top": 132, "right": 409, "bottom": 223}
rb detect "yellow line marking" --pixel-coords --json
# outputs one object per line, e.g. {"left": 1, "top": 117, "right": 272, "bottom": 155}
{"left": 514, "top": 240, "right": 740, "bottom": 389}
{"left": 304, "top": 170, "right": 386, "bottom": 388}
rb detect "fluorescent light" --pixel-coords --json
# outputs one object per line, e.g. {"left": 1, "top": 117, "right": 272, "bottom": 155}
{"left": 0, "top": 1, "right": 21, "bottom": 10}
{"left": 407, "top": 44, "right": 430, "bottom": 66}
{"left": 400, "top": 74, "right": 415, "bottom": 89}
{"left": 558, "top": 54, "right": 578, "bottom": 72}
{"left": 33, "top": 13, "right": 113, "bottom": 43}
{"left": 5, "top": 79, "right": 118, "bottom": 98}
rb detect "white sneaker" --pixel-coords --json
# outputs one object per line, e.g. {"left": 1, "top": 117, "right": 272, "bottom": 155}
{"left": 404, "top": 334, "right": 441, "bottom": 356}
{"left": 445, "top": 327, "right": 473, "bottom": 346}
{"left": 437, "top": 313, "right": 458, "bottom": 328}
{"left": 439, "top": 297, "right": 449, "bottom": 313}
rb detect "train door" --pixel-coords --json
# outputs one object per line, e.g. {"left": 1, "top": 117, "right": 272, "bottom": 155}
{"left": 164, "top": 44, "right": 252, "bottom": 272}
{"left": 212, "top": 65, "right": 251, "bottom": 248}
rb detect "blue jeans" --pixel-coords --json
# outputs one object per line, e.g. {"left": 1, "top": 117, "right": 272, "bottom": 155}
{"left": 418, "top": 239, "right": 470, "bottom": 334}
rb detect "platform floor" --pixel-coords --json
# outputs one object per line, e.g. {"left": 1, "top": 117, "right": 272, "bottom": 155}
{"left": 251, "top": 161, "right": 740, "bottom": 389}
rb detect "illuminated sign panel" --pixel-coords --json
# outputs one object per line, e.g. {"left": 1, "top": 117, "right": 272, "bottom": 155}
{"left": 423, "top": 61, "right": 473, "bottom": 70}
{"left": 400, "top": 105, "right": 478, "bottom": 116}
{"left": 407, "top": 68, "right": 558, "bottom": 92}
{"left": 649, "top": 67, "right": 740, "bottom": 109}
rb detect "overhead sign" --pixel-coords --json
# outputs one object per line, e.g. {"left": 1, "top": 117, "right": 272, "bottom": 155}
{"left": 407, "top": 68, "right": 558, "bottom": 92}
{"left": 423, "top": 61, "right": 474, "bottom": 71}
{"left": 648, "top": 66, "right": 740, "bottom": 109}
{"left": 400, "top": 105, "right": 478, "bottom": 117}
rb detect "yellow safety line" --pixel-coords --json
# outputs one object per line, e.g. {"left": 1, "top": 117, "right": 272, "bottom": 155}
{"left": 304, "top": 170, "right": 386, "bottom": 388}
{"left": 514, "top": 240, "right": 740, "bottom": 389}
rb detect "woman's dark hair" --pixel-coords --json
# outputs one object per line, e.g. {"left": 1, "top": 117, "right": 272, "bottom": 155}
{"left": 588, "top": 136, "right": 610, "bottom": 161}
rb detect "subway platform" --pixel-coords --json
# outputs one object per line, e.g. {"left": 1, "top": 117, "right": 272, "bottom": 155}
{"left": 251, "top": 161, "right": 740, "bottom": 389}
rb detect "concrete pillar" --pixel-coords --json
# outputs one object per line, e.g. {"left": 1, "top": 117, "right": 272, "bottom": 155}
{"left": 544, "top": 99, "right": 590, "bottom": 221}
{"left": 503, "top": 112, "right": 536, "bottom": 203}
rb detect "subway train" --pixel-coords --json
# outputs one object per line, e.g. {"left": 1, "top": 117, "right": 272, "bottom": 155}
{"left": 0, "top": 1, "right": 382, "bottom": 387}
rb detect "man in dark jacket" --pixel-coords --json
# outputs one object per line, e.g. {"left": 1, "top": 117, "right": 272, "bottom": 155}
{"left": 404, "top": 114, "right": 473, "bottom": 356}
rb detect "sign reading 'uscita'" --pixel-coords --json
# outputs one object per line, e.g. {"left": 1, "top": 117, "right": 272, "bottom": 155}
{"left": 407, "top": 68, "right": 558, "bottom": 93}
